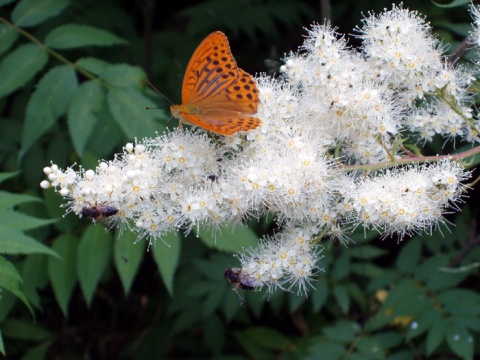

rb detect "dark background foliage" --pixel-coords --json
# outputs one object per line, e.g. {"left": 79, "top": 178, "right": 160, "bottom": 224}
{"left": 1, "top": 0, "right": 480, "bottom": 359}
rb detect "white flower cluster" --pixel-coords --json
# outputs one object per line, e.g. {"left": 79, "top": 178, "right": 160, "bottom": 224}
{"left": 41, "top": 4, "right": 476, "bottom": 296}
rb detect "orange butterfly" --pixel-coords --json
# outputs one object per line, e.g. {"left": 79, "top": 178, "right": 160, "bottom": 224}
{"left": 170, "top": 31, "right": 261, "bottom": 136}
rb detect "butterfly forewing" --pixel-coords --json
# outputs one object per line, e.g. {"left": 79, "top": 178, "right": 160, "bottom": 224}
{"left": 182, "top": 32, "right": 239, "bottom": 105}
{"left": 171, "top": 31, "right": 262, "bottom": 135}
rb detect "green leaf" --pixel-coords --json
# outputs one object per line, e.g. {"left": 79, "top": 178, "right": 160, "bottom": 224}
{"left": 77, "top": 225, "right": 113, "bottom": 306}
{"left": 0, "top": 209, "right": 56, "bottom": 231}
{"left": 67, "top": 80, "right": 105, "bottom": 156}
{"left": 244, "top": 327, "right": 290, "bottom": 350}
{"left": 307, "top": 341, "right": 346, "bottom": 360}
{"left": 0, "top": 256, "right": 33, "bottom": 315}
{"left": 349, "top": 245, "right": 386, "bottom": 259}
{"left": 101, "top": 64, "right": 146, "bottom": 89}
{"left": 395, "top": 239, "right": 421, "bottom": 273}
{"left": 0, "top": 43, "right": 48, "bottom": 99}
{"left": 0, "top": 255, "right": 22, "bottom": 285}
{"left": 0, "top": 330, "right": 4, "bottom": 356}
{"left": 107, "top": 87, "right": 166, "bottom": 139}
{"left": 322, "top": 320, "right": 359, "bottom": 343}
{"left": 1, "top": 318, "right": 51, "bottom": 341}
{"left": 76, "top": 57, "right": 110, "bottom": 76}
{"left": 0, "top": 0, "right": 16, "bottom": 7}
{"left": 152, "top": 231, "right": 181, "bottom": 296}
{"left": 331, "top": 252, "right": 350, "bottom": 281}
{"left": 406, "top": 309, "right": 442, "bottom": 341}
{"left": 202, "top": 315, "right": 224, "bottom": 354}
{"left": 437, "top": 289, "right": 480, "bottom": 317}
{"left": 426, "top": 317, "right": 445, "bottom": 356}
{"left": 0, "top": 190, "right": 41, "bottom": 209}
{"left": 20, "top": 340, "right": 52, "bottom": 360}
{"left": 0, "top": 24, "right": 19, "bottom": 57}
{"left": 0, "top": 171, "right": 21, "bottom": 184}
{"left": 197, "top": 224, "right": 258, "bottom": 252}
{"left": 311, "top": 277, "right": 328, "bottom": 312}
{"left": 113, "top": 229, "right": 145, "bottom": 295}
{"left": 48, "top": 234, "right": 78, "bottom": 316}
{"left": 356, "top": 336, "right": 385, "bottom": 359}
{"left": 21, "top": 65, "right": 78, "bottom": 159}
{"left": 431, "top": 0, "right": 471, "bottom": 8}
{"left": 0, "top": 225, "right": 59, "bottom": 258}
{"left": 332, "top": 284, "right": 350, "bottom": 314}
{"left": 45, "top": 24, "right": 127, "bottom": 49}
{"left": 12, "top": 0, "right": 70, "bottom": 27}
{"left": 21, "top": 254, "right": 49, "bottom": 309}
{"left": 445, "top": 322, "right": 473, "bottom": 359}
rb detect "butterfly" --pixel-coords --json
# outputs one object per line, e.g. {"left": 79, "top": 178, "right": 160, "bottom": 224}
{"left": 170, "top": 31, "right": 261, "bottom": 136}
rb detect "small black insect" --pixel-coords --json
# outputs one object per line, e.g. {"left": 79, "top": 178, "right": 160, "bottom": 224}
{"left": 224, "top": 268, "right": 255, "bottom": 291}
{"left": 81, "top": 204, "right": 119, "bottom": 219}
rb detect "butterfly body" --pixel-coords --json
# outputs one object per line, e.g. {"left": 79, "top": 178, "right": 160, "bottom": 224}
{"left": 171, "top": 31, "right": 261, "bottom": 135}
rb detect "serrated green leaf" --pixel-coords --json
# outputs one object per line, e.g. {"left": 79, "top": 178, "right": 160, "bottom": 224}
{"left": 45, "top": 24, "right": 127, "bottom": 49}
{"left": 67, "top": 80, "right": 105, "bottom": 156}
{"left": 0, "top": 256, "right": 33, "bottom": 315}
{"left": 1, "top": 318, "right": 51, "bottom": 341}
{"left": 197, "top": 224, "right": 258, "bottom": 252}
{"left": 12, "top": 0, "right": 70, "bottom": 27}
{"left": 395, "top": 239, "right": 421, "bottom": 273}
{"left": 101, "top": 64, "right": 146, "bottom": 89}
{"left": 113, "top": 229, "right": 145, "bottom": 295}
{"left": 0, "top": 43, "right": 48, "bottom": 99}
{"left": 0, "top": 24, "right": 19, "bottom": 57}
{"left": 0, "top": 171, "right": 21, "bottom": 184}
{"left": 445, "top": 322, "right": 473, "bottom": 359}
{"left": 48, "top": 234, "right": 78, "bottom": 316}
{"left": 77, "top": 225, "right": 113, "bottom": 306}
{"left": 0, "top": 225, "right": 59, "bottom": 258}
{"left": 426, "top": 317, "right": 445, "bottom": 356}
{"left": 0, "top": 255, "right": 22, "bottom": 285}
{"left": 21, "top": 65, "right": 77, "bottom": 159}
{"left": 152, "top": 231, "right": 181, "bottom": 296}
{"left": 0, "top": 209, "right": 56, "bottom": 231}
{"left": 244, "top": 327, "right": 290, "bottom": 350}
{"left": 333, "top": 284, "right": 350, "bottom": 314}
{"left": 107, "top": 87, "right": 166, "bottom": 139}
{"left": 76, "top": 57, "right": 110, "bottom": 76}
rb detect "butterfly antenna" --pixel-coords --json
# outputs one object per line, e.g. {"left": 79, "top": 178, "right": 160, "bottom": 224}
{"left": 146, "top": 78, "right": 173, "bottom": 105}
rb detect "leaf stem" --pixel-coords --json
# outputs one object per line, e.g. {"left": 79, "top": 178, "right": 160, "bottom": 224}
{"left": 339, "top": 145, "right": 480, "bottom": 172}
{"left": 0, "top": 16, "right": 100, "bottom": 82}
